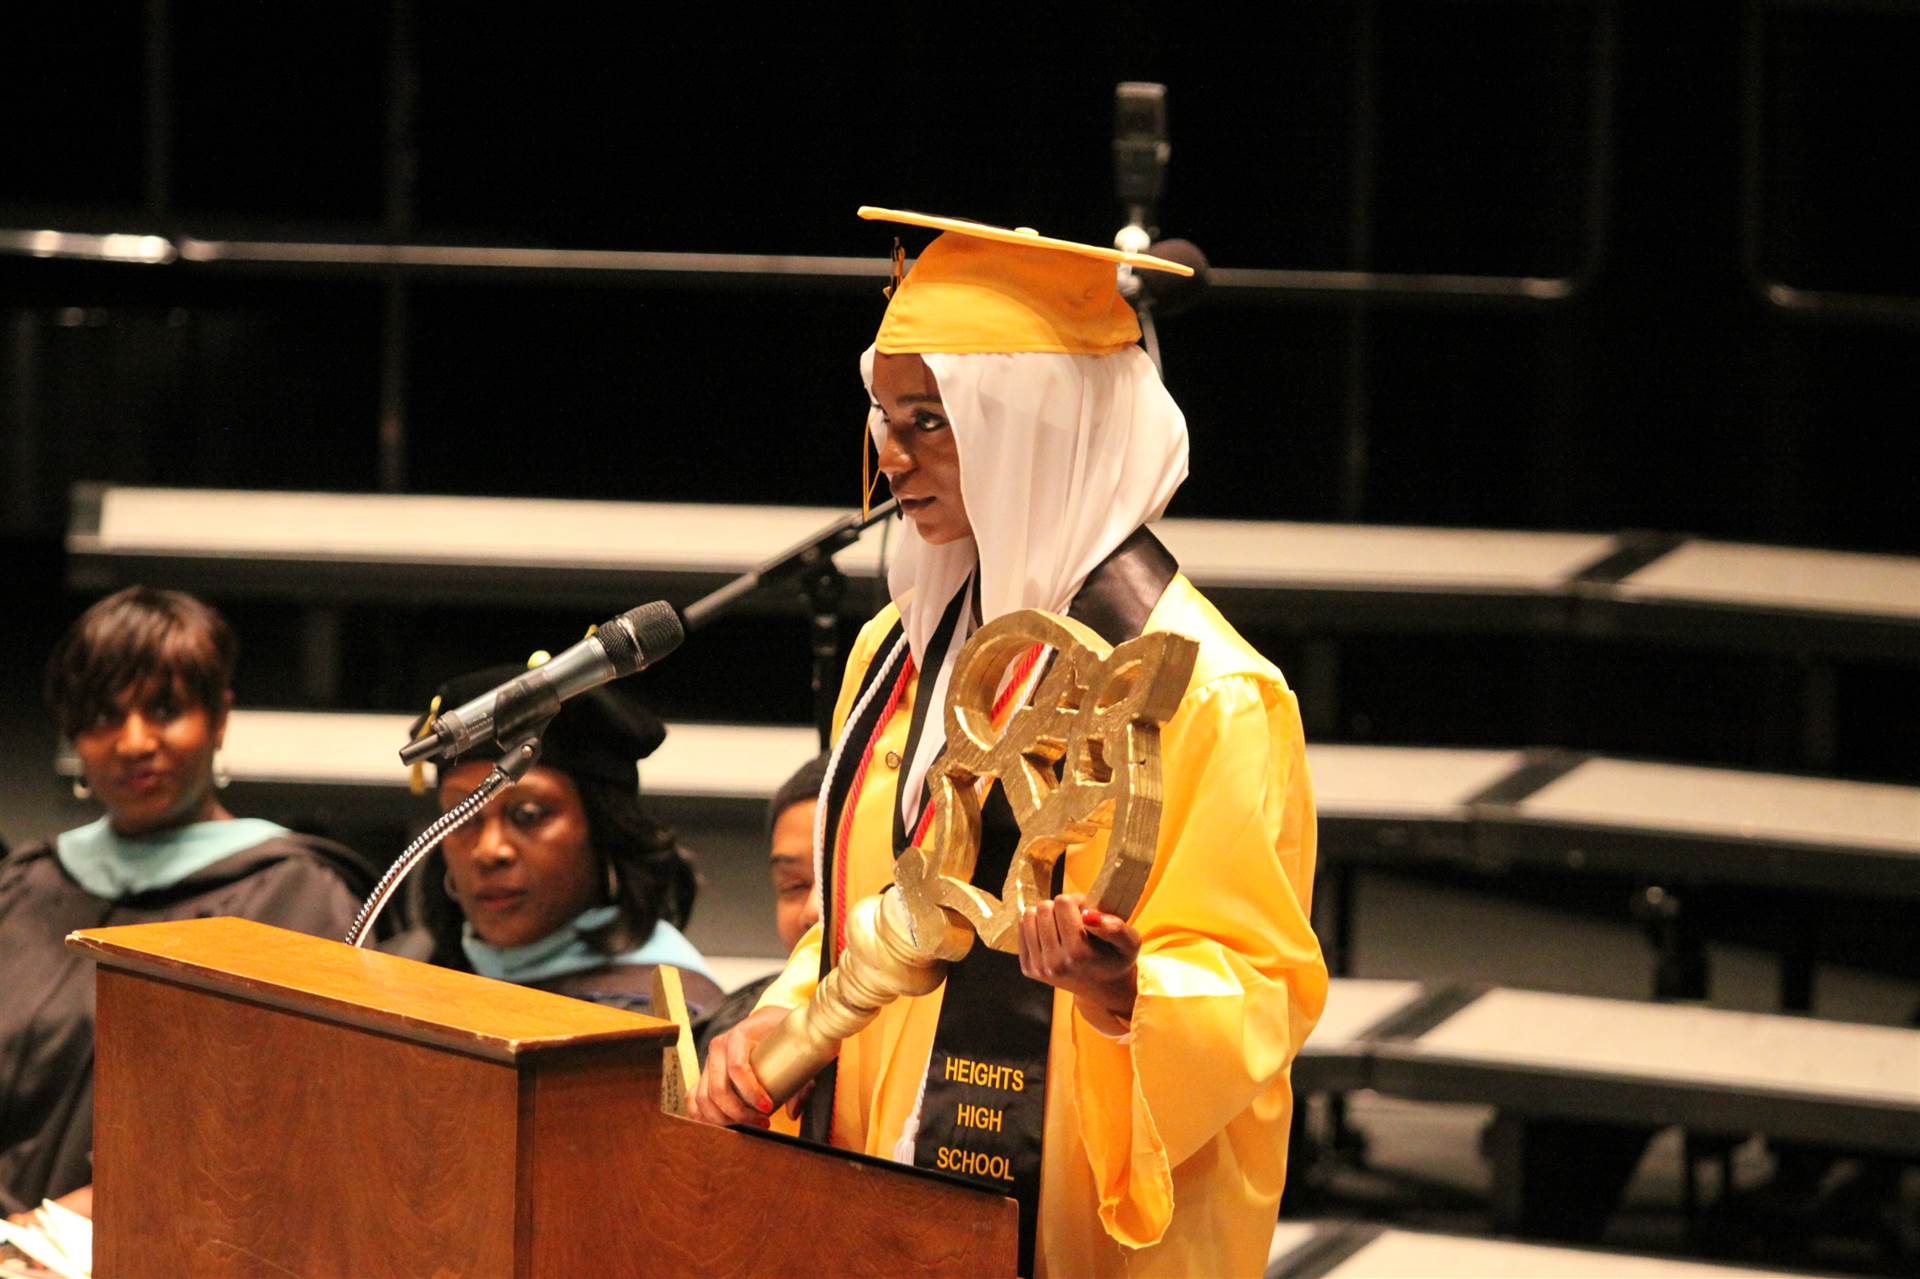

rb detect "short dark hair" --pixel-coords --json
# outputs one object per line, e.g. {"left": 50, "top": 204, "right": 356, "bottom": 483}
{"left": 45, "top": 587, "right": 237, "bottom": 738}
{"left": 768, "top": 754, "right": 830, "bottom": 837}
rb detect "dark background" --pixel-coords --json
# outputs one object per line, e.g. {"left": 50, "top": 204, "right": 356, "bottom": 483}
{"left": 3, "top": 1, "right": 1916, "bottom": 793}
{"left": 5, "top": 13, "right": 1917, "bottom": 1253}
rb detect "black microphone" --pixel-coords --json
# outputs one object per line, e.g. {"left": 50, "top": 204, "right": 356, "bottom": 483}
{"left": 1113, "top": 81, "right": 1169, "bottom": 232}
{"left": 398, "top": 601, "right": 683, "bottom": 765}
{"left": 1138, "top": 238, "right": 1210, "bottom": 318}
{"left": 1114, "top": 82, "right": 1176, "bottom": 319}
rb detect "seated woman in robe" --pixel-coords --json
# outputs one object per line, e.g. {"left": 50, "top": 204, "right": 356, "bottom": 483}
{"left": 385, "top": 663, "right": 723, "bottom": 1016}
{"left": 0, "top": 587, "right": 376, "bottom": 1218}
{"left": 694, "top": 211, "right": 1326, "bottom": 1279}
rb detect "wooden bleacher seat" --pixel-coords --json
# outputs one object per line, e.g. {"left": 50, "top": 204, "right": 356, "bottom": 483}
{"left": 1295, "top": 980, "right": 1919, "bottom": 1159}
{"left": 66, "top": 486, "right": 891, "bottom": 608}
{"left": 1292, "top": 976, "right": 1429, "bottom": 1094}
{"left": 1266, "top": 1220, "right": 1833, "bottom": 1278}
{"left": 66, "top": 483, "right": 1920, "bottom": 659}
{"left": 1479, "top": 755, "right": 1920, "bottom": 897}
{"left": 1150, "top": 519, "right": 1618, "bottom": 631}
{"left": 67, "top": 485, "right": 1617, "bottom": 623}
{"left": 48, "top": 702, "right": 1913, "bottom": 1009}
{"left": 56, "top": 710, "right": 821, "bottom": 827}
{"left": 55, "top": 719, "right": 1918, "bottom": 966}
{"left": 1308, "top": 745, "right": 1920, "bottom": 999}
{"left": 1297, "top": 744, "right": 1920, "bottom": 900}
{"left": 1365, "top": 987, "right": 1920, "bottom": 1156}
{"left": 58, "top": 720, "right": 1918, "bottom": 894}
{"left": 1584, "top": 537, "right": 1920, "bottom": 661}
{"left": 1289, "top": 979, "right": 1920, "bottom": 1260}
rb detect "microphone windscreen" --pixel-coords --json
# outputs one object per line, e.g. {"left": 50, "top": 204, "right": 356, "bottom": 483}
{"left": 625, "top": 600, "right": 685, "bottom": 666}
{"left": 1142, "top": 239, "right": 1210, "bottom": 318}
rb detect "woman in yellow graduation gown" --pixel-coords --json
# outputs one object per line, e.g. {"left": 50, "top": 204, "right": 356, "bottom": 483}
{"left": 695, "top": 210, "right": 1327, "bottom": 1279}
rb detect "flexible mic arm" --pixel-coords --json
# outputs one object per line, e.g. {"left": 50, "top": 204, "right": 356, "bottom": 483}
{"left": 346, "top": 731, "right": 545, "bottom": 947}
{"left": 680, "top": 498, "right": 898, "bottom": 632}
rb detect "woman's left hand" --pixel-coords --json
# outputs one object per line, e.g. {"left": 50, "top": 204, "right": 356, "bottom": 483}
{"left": 1017, "top": 894, "right": 1141, "bottom": 1032}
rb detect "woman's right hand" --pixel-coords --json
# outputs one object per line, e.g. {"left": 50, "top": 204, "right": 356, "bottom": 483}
{"left": 689, "top": 1005, "right": 789, "bottom": 1127}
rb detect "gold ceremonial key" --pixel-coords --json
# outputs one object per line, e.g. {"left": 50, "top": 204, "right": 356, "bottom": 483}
{"left": 751, "top": 609, "right": 1197, "bottom": 1105}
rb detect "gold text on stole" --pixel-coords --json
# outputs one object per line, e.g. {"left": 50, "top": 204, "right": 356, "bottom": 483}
{"left": 751, "top": 609, "right": 1196, "bottom": 1105}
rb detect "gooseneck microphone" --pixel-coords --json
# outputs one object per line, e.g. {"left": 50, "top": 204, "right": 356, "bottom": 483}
{"left": 398, "top": 601, "right": 683, "bottom": 765}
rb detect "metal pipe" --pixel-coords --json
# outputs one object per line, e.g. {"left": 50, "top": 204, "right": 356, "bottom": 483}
{"left": 1738, "top": 0, "right": 1920, "bottom": 327}
{"left": 143, "top": 0, "right": 171, "bottom": 220}
{"left": 0, "top": 230, "right": 1622, "bottom": 307}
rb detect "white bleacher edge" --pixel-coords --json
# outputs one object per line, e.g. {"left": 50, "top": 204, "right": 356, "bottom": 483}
{"left": 1517, "top": 758, "right": 1920, "bottom": 856}
{"left": 1404, "top": 988, "right": 1920, "bottom": 1106}
{"left": 61, "top": 716, "right": 1920, "bottom": 864}
{"left": 59, "top": 711, "right": 824, "bottom": 802}
{"left": 81, "top": 486, "right": 1628, "bottom": 594}
{"left": 1305, "top": 745, "right": 1523, "bottom": 820}
{"left": 72, "top": 489, "right": 1920, "bottom": 655}
{"left": 1617, "top": 539, "right": 1920, "bottom": 621}
{"left": 1301, "top": 978, "right": 1426, "bottom": 1050}
{"left": 1268, "top": 1225, "right": 1827, "bottom": 1279}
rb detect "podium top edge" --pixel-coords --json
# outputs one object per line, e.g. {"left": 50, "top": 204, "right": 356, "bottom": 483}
{"left": 70, "top": 917, "right": 680, "bottom": 1064}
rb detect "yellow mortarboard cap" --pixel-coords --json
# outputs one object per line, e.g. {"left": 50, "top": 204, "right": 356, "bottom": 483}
{"left": 860, "top": 206, "right": 1194, "bottom": 357}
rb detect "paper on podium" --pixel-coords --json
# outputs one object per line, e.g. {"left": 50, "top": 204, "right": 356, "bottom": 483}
{"left": 0, "top": 1199, "right": 92, "bottom": 1278}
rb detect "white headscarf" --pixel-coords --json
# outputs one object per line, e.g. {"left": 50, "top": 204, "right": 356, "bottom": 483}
{"left": 860, "top": 344, "right": 1190, "bottom": 827}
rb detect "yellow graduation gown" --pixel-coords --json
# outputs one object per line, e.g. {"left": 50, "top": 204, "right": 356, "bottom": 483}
{"left": 760, "top": 574, "right": 1325, "bottom": 1278}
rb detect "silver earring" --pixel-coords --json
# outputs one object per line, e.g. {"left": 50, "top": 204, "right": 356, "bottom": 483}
{"left": 605, "top": 862, "right": 620, "bottom": 902}
{"left": 212, "top": 752, "right": 231, "bottom": 790}
{"left": 72, "top": 777, "right": 91, "bottom": 801}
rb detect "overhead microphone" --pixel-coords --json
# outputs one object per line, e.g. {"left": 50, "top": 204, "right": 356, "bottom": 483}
{"left": 398, "top": 601, "right": 683, "bottom": 765}
{"left": 1110, "top": 81, "right": 1210, "bottom": 374}
{"left": 1113, "top": 81, "right": 1170, "bottom": 248}
{"left": 1114, "top": 82, "right": 1169, "bottom": 310}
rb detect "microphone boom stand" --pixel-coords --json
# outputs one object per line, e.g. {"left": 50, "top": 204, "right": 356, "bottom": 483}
{"left": 681, "top": 499, "right": 897, "bottom": 749}
{"left": 345, "top": 501, "right": 895, "bottom": 945}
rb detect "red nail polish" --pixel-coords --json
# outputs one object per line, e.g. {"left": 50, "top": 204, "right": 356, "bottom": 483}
{"left": 1082, "top": 909, "right": 1102, "bottom": 926}
{"left": 758, "top": 1099, "right": 773, "bottom": 1114}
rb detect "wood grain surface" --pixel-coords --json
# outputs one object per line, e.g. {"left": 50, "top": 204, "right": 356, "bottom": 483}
{"left": 80, "top": 918, "right": 1016, "bottom": 1278}
{"left": 71, "top": 917, "right": 678, "bottom": 1063}
{"left": 522, "top": 1049, "right": 1017, "bottom": 1278}
{"left": 94, "top": 966, "right": 520, "bottom": 1278}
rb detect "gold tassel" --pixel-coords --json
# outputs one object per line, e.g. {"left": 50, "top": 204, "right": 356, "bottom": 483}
{"left": 864, "top": 238, "right": 907, "bottom": 519}
{"left": 882, "top": 236, "right": 905, "bottom": 299}
{"left": 407, "top": 694, "right": 443, "bottom": 795}
{"left": 862, "top": 410, "right": 883, "bottom": 520}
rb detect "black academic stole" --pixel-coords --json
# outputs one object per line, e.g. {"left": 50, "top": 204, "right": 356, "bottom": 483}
{"left": 810, "top": 530, "right": 1179, "bottom": 1278}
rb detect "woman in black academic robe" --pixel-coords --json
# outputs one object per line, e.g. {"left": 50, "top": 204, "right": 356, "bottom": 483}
{"left": 0, "top": 587, "right": 375, "bottom": 1217}
{"left": 382, "top": 664, "right": 722, "bottom": 1018}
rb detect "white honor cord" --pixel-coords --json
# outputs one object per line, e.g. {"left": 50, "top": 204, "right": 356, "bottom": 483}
{"left": 892, "top": 1069, "right": 931, "bottom": 1166}
{"left": 807, "top": 632, "right": 912, "bottom": 924}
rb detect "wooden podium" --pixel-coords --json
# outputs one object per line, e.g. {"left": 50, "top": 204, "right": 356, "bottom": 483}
{"left": 69, "top": 918, "right": 1016, "bottom": 1278}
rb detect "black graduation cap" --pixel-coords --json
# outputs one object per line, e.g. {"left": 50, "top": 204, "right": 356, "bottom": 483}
{"left": 408, "top": 659, "right": 667, "bottom": 792}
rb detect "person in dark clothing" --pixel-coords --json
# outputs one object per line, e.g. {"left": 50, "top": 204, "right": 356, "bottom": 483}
{"left": 693, "top": 753, "right": 828, "bottom": 1058}
{"left": 0, "top": 587, "right": 374, "bottom": 1217}
{"left": 382, "top": 663, "right": 721, "bottom": 1017}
